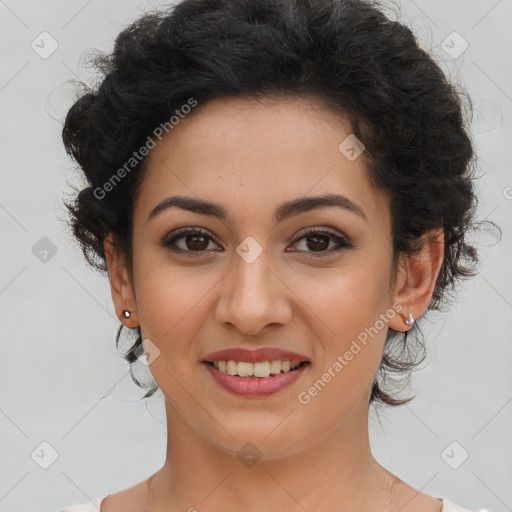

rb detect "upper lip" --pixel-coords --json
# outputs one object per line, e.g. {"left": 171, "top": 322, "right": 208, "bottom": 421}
{"left": 202, "top": 347, "right": 310, "bottom": 363}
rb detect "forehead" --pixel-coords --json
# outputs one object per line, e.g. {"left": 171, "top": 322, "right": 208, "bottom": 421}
{"left": 135, "top": 94, "right": 389, "bottom": 226}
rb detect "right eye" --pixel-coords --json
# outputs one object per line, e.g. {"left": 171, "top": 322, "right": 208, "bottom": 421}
{"left": 162, "top": 227, "right": 222, "bottom": 255}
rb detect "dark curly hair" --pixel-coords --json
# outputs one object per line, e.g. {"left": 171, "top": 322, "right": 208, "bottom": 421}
{"left": 62, "top": 0, "right": 490, "bottom": 408}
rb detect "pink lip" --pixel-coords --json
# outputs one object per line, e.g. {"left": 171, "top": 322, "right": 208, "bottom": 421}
{"left": 202, "top": 347, "right": 309, "bottom": 363}
{"left": 203, "top": 361, "right": 309, "bottom": 397}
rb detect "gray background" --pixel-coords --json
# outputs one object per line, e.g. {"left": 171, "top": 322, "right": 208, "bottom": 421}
{"left": 0, "top": 0, "right": 510, "bottom": 511}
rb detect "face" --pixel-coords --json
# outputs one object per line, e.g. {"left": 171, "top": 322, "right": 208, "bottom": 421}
{"left": 106, "top": 94, "right": 434, "bottom": 460}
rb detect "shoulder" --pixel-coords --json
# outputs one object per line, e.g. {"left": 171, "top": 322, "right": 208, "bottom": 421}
{"left": 57, "top": 479, "right": 150, "bottom": 512}
{"left": 441, "top": 498, "right": 477, "bottom": 512}
{"left": 56, "top": 496, "right": 106, "bottom": 512}
{"left": 55, "top": 478, "right": 149, "bottom": 512}
{"left": 99, "top": 479, "right": 150, "bottom": 512}
{"left": 389, "top": 477, "right": 476, "bottom": 512}
{"left": 55, "top": 496, "right": 477, "bottom": 512}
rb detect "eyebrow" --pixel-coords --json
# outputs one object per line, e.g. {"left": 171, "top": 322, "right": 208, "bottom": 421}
{"left": 147, "top": 193, "right": 368, "bottom": 224}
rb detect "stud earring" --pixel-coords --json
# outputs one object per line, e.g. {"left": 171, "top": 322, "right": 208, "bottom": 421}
{"left": 122, "top": 310, "right": 131, "bottom": 318}
{"left": 404, "top": 312, "right": 414, "bottom": 326}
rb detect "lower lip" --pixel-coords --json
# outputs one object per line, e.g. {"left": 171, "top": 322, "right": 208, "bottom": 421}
{"left": 203, "top": 362, "right": 309, "bottom": 397}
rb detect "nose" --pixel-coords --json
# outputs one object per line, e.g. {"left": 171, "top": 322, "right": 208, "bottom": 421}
{"left": 215, "top": 248, "right": 292, "bottom": 336}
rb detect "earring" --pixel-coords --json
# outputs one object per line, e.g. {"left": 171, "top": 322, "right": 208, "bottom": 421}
{"left": 122, "top": 310, "right": 131, "bottom": 318}
{"left": 404, "top": 312, "right": 414, "bottom": 326}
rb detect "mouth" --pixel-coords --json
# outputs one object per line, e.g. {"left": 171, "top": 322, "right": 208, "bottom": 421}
{"left": 202, "top": 360, "right": 311, "bottom": 397}
{"left": 202, "top": 360, "right": 310, "bottom": 378}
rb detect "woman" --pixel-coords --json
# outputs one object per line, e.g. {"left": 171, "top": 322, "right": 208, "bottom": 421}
{"left": 59, "top": 0, "right": 484, "bottom": 510}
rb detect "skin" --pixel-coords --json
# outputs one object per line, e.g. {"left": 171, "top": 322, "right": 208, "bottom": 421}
{"left": 102, "top": 94, "right": 445, "bottom": 512}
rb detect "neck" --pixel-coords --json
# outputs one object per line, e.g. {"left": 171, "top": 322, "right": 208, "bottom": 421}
{"left": 146, "top": 398, "right": 398, "bottom": 512}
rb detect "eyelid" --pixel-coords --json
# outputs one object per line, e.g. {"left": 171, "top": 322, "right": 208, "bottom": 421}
{"left": 162, "top": 225, "right": 354, "bottom": 256}
{"left": 289, "top": 227, "right": 355, "bottom": 256}
{"left": 162, "top": 227, "right": 219, "bottom": 252}
{"left": 295, "top": 225, "right": 347, "bottom": 239}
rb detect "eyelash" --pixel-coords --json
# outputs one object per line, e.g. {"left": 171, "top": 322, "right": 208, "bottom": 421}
{"left": 162, "top": 227, "right": 355, "bottom": 258}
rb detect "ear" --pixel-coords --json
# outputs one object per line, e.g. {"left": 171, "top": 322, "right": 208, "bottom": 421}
{"left": 388, "top": 228, "right": 444, "bottom": 332}
{"left": 103, "top": 233, "right": 139, "bottom": 328}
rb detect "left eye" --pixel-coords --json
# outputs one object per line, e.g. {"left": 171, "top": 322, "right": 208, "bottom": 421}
{"left": 290, "top": 229, "right": 353, "bottom": 256}
{"left": 162, "top": 228, "right": 354, "bottom": 256}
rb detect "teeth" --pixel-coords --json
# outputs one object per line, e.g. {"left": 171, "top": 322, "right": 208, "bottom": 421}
{"left": 269, "top": 360, "right": 281, "bottom": 374}
{"left": 211, "top": 360, "right": 303, "bottom": 377}
{"left": 227, "top": 360, "right": 237, "bottom": 375}
{"left": 237, "top": 361, "right": 255, "bottom": 377}
{"left": 254, "top": 361, "right": 270, "bottom": 378}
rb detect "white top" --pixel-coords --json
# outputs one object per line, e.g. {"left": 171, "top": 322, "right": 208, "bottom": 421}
{"left": 56, "top": 496, "right": 477, "bottom": 511}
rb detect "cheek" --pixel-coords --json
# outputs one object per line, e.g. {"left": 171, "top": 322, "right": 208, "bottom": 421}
{"left": 288, "top": 253, "right": 392, "bottom": 395}
{"left": 133, "top": 252, "right": 220, "bottom": 352}
{"left": 133, "top": 229, "right": 393, "bottom": 354}
{"left": 292, "top": 258, "right": 392, "bottom": 336}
